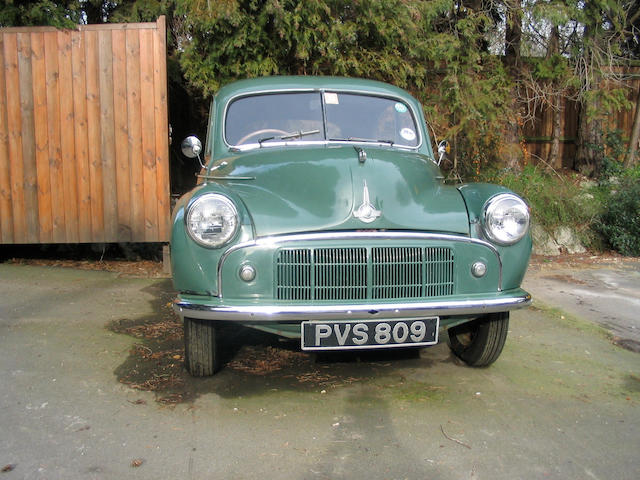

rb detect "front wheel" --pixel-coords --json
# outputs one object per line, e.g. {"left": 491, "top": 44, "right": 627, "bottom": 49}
{"left": 184, "top": 318, "right": 221, "bottom": 376}
{"left": 447, "top": 312, "right": 509, "bottom": 367}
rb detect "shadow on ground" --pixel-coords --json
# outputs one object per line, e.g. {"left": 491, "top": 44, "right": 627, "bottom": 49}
{"left": 107, "top": 280, "right": 452, "bottom": 405}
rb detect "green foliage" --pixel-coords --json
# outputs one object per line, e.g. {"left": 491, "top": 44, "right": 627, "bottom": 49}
{"left": 478, "top": 132, "right": 640, "bottom": 256}
{"left": 478, "top": 165, "right": 600, "bottom": 234}
{"left": 110, "top": 0, "right": 172, "bottom": 23}
{"left": 529, "top": 54, "right": 571, "bottom": 83}
{"left": 175, "top": 0, "right": 432, "bottom": 97}
{"left": 596, "top": 176, "right": 640, "bottom": 255}
{"left": 597, "top": 129, "right": 628, "bottom": 180}
{"left": 592, "top": 130, "right": 640, "bottom": 255}
{"left": 175, "top": 0, "right": 512, "bottom": 162}
{"left": 0, "top": 0, "right": 78, "bottom": 28}
{"left": 423, "top": 8, "right": 512, "bottom": 167}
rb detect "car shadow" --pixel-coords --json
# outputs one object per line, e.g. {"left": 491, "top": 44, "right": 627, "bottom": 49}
{"left": 108, "top": 279, "right": 454, "bottom": 405}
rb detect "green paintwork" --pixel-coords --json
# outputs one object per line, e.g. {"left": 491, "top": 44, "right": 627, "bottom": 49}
{"left": 457, "top": 183, "right": 533, "bottom": 290}
{"left": 209, "top": 146, "right": 469, "bottom": 237}
{"left": 171, "top": 76, "right": 531, "bottom": 333}
{"left": 218, "top": 237, "right": 499, "bottom": 300}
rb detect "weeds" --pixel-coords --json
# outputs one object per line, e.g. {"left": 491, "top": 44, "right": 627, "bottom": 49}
{"left": 476, "top": 164, "right": 600, "bottom": 247}
{"left": 469, "top": 129, "right": 639, "bottom": 256}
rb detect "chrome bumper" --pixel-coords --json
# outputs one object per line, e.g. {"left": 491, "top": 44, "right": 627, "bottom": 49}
{"left": 173, "top": 292, "right": 531, "bottom": 323}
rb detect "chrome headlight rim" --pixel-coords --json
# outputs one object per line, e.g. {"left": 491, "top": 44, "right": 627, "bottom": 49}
{"left": 482, "top": 193, "right": 530, "bottom": 246}
{"left": 185, "top": 193, "right": 240, "bottom": 249}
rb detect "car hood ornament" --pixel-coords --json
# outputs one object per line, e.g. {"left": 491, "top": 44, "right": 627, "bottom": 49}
{"left": 353, "top": 180, "right": 381, "bottom": 223}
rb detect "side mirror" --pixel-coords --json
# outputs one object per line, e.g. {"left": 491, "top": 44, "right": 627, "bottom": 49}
{"left": 181, "top": 135, "right": 205, "bottom": 169}
{"left": 437, "top": 140, "right": 450, "bottom": 166}
{"left": 181, "top": 135, "right": 202, "bottom": 159}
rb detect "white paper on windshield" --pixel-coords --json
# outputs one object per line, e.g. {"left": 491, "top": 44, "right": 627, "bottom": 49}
{"left": 324, "top": 92, "right": 339, "bottom": 104}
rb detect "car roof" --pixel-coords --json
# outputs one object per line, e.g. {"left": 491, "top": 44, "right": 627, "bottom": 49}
{"left": 215, "top": 76, "right": 419, "bottom": 105}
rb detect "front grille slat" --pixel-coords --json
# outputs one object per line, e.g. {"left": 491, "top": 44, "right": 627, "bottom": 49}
{"left": 276, "top": 246, "right": 454, "bottom": 301}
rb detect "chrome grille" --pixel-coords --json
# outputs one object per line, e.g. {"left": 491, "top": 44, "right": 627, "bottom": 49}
{"left": 275, "top": 249, "right": 312, "bottom": 300}
{"left": 371, "top": 247, "right": 423, "bottom": 299}
{"left": 276, "top": 246, "right": 454, "bottom": 301}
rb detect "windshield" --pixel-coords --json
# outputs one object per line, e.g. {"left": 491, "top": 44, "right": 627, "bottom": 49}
{"left": 225, "top": 91, "right": 419, "bottom": 148}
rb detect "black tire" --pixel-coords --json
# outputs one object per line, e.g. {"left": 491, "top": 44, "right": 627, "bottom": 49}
{"left": 447, "top": 312, "right": 509, "bottom": 367}
{"left": 184, "top": 318, "right": 220, "bottom": 376}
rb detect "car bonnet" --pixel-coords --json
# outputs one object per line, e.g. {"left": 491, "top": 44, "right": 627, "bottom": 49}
{"left": 209, "top": 145, "right": 470, "bottom": 237}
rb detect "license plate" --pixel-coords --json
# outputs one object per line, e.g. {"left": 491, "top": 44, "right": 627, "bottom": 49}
{"left": 301, "top": 318, "right": 439, "bottom": 351}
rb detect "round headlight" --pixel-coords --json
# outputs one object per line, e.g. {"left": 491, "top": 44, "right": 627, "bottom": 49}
{"left": 483, "top": 193, "right": 530, "bottom": 245}
{"left": 186, "top": 194, "right": 239, "bottom": 248}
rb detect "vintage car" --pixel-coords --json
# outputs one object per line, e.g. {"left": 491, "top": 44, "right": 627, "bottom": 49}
{"left": 171, "top": 76, "right": 532, "bottom": 376}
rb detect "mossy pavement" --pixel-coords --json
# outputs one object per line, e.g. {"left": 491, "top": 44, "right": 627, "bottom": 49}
{"left": 0, "top": 262, "right": 638, "bottom": 479}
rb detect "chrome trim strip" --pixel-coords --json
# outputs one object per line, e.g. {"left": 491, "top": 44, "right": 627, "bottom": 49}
{"left": 173, "top": 293, "right": 531, "bottom": 322}
{"left": 197, "top": 175, "right": 256, "bottom": 180}
{"left": 228, "top": 140, "right": 417, "bottom": 153}
{"left": 216, "top": 231, "right": 503, "bottom": 297}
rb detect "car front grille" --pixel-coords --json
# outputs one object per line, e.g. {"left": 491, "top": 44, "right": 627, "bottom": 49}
{"left": 276, "top": 247, "right": 454, "bottom": 301}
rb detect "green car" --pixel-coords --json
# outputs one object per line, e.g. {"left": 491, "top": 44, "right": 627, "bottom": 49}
{"left": 172, "top": 76, "right": 532, "bottom": 376}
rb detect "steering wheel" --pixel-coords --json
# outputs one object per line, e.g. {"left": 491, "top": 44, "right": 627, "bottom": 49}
{"left": 236, "top": 129, "right": 290, "bottom": 145}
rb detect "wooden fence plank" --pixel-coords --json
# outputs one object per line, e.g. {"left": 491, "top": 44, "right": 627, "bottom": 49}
{"left": 1, "top": 18, "right": 170, "bottom": 244}
{"left": 17, "top": 33, "right": 39, "bottom": 243}
{"left": 4, "top": 34, "right": 27, "bottom": 243}
{"left": 1, "top": 23, "right": 158, "bottom": 34}
{"left": 98, "top": 29, "right": 117, "bottom": 241}
{"left": 30, "top": 32, "right": 52, "bottom": 243}
{"left": 126, "top": 28, "right": 144, "bottom": 241}
{"left": 153, "top": 16, "right": 170, "bottom": 242}
{"left": 111, "top": 29, "right": 131, "bottom": 241}
{"left": 0, "top": 35, "right": 14, "bottom": 243}
{"left": 71, "top": 30, "right": 92, "bottom": 242}
{"left": 140, "top": 28, "right": 158, "bottom": 242}
{"left": 44, "top": 30, "right": 66, "bottom": 242}
{"left": 85, "top": 29, "right": 104, "bottom": 242}
{"left": 58, "top": 30, "right": 79, "bottom": 242}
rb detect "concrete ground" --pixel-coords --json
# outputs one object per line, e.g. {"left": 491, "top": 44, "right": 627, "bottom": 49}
{"left": 0, "top": 260, "right": 638, "bottom": 480}
{"left": 524, "top": 256, "right": 640, "bottom": 349}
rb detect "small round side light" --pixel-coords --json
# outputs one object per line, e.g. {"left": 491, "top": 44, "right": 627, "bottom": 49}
{"left": 239, "top": 265, "right": 256, "bottom": 282}
{"left": 471, "top": 262, "right": 487, "bottom": 278}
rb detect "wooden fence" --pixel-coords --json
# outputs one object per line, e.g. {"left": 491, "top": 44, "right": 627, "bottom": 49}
{"left": 0, "top": 17, "right": 169, "bottom": 244}
{"left": 522, "top": 67, "right": 640, "bottom": 168}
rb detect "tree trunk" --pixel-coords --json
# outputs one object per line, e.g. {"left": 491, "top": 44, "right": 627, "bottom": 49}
{"left": 505, "top": 0, "right": 522, "bottom": 69}
{"left": 625, "top": 84, "right": 640, "bottom": 167}
{"left": 575, "top": 102, "right": 603, "bottom": 176}
{"left": 547, "top": 26, "right": 562, "bottom": 170}
{"left": 504, "top": 0, "right": 523, "bottom": 170}
{"left": 574, "top": 2, "right": 603, "bottom": 177}
{"left": 549, "top": 98, "right": 563, "bottom": 169}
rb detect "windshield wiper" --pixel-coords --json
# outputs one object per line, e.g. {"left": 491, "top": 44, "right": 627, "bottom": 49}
{"left": 258, "top": 129, "right": 320, "bottom": 144}
{"left": 329, "top": 137, "right": 394, "bottom": 145}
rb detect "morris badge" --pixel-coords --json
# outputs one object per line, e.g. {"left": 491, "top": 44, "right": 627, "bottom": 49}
{"left": 353, "top": 180, "right": 381, "bottom": 223}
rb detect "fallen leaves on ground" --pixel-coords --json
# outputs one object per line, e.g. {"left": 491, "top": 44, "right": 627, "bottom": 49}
{"left": 115, "top": 319, "right": 183, "bottom": 341}
{"left": 122, "top": 372, "right": 184, "bottom": 392}
{"left": 228, "top": 346, "right": 308, "bottom": 374}
{"left": 5, "top": 258, "right": 166, "bottom": 278}
{"left": 111, "top": 310, "right": 187, "bottom": 404}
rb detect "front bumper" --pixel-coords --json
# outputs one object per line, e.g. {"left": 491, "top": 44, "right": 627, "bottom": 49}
{"left": 173, "top": 289, "right": 531, "bottom": 322}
